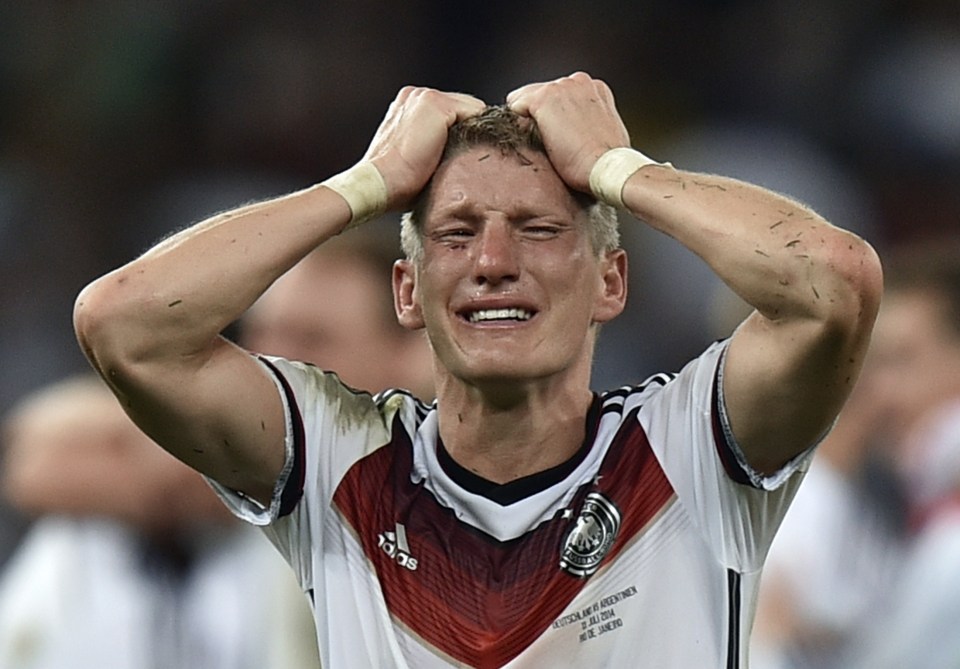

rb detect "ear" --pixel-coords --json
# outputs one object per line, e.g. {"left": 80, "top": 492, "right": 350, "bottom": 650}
{"left": 393, "top": 259, "right": 425, "bottom": 330}
{"left": 592, "top": 249, "right": 627, "bottom": 324}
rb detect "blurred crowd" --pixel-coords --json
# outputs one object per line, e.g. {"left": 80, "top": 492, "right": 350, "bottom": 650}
{"left": 0, "top": 0, "right": 958, "bottom": 667}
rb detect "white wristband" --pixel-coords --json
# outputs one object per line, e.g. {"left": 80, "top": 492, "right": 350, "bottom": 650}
{"left": 588, "top": 147, "right": 667, "bottom": 209}
{"left": 321, "top": 162, "right": 388, "bottom": 229}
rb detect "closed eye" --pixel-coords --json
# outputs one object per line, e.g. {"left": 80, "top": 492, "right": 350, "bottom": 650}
{"left": 520, "top": 222, "right": 564, "bottom": 239}
{"left": 431, "top": 224, "right": 476, "bottom": 243}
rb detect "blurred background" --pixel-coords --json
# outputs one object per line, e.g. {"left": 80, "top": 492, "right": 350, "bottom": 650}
{"left": 0, "top": 0, "right": 958, "bottom": 576}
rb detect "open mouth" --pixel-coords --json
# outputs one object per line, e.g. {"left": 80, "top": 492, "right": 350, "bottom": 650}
{"left": 465, "top": 308, "right": 534, "bottom": 324}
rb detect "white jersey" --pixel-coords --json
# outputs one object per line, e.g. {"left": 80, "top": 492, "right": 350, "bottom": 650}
{"left": 211, "top": 340, "right": 812, "bottom": 668}
{"left": 0, "top": 517, "right": 313, "bottom": 669}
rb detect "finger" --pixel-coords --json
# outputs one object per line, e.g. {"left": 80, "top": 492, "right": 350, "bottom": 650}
{"left": 376, "top": 85, "right": 419, "bottom": 131}
{"left": 444, "top": 92, "right": 487, "bottom": 121}
{"left": 505, "top": 95, "right": 529, "bottom": 116}
{"left": 387, "top": 85, "right": 418, "bottom": 113}
{"left": 445, "top": 91, "right": 486, "bottom": 108}
{"left": 405, "top": 88, "right": 484, "bottom": 120}
{"left": 505, "top": 90, "right": 537, "bottom": 116}
{"left": 504, "top": 82, "right": 543, "bottom": 112}
{"left": 590, "top": 78, "right": 617, "bottom": 109}
{"left": 507, "top": 71, "right": 589, "bottom": 104}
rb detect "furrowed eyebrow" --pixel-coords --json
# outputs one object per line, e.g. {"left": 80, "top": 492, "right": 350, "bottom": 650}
{"left": 430, "top": 200, "right": 576, "bottom": 224}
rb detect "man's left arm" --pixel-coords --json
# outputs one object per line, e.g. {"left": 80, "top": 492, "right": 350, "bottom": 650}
{"left": 619, "top": 165, "right": 882, "bottom": 473}
{"left": 507, "top": 72, "right": 883, "bottom": 473}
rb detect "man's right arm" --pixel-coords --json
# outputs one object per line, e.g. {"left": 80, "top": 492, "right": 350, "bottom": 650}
{"left": 74, "top": 87, "right": 484, "bottom": 506}
{"left": 74, "top": 185, "right": 356, "bottom": 505}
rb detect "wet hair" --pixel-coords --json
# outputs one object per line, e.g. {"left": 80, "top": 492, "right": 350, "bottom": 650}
{"left": 399, "top": 105, "right": 619, "bottom": 262}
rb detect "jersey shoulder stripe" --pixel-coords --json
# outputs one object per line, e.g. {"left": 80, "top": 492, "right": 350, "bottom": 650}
{"left": 260, "top": 357, "right": 308, "bottom": 517}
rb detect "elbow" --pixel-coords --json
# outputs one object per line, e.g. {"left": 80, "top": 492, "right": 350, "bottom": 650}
{"left": 844, "top": 234, "right": 883, "bottom": 322}
{"left": 73, "top": 271, "right": 148, "bottom": 382}
{"left": 822, "top": 232, "right": 884, "bottom": 338}
{"left": 74, "top": 281, "right": 100, "bottom": 358}
{"left": 74, "top": 270, "right": 217, "bottom": 394}
{"left": 74, "top": 276, "right": 115, "bottom": 374}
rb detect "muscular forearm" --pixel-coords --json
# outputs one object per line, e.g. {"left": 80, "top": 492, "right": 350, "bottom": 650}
{"left": 621, "top": 165, "right": 875, "bottom": 326}
{"left": 75, "top": 184, "right": 351, "bottom": 372}
{"left": 619, "top": 162, "right": 882, "bottom": 466}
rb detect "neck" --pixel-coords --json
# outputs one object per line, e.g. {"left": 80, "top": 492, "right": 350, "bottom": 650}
{"left": 434, "top": 372, "right": 594, "bottom": 485}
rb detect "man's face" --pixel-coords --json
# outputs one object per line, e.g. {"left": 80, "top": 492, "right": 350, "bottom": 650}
{"left": 245, "top": 254, "right": 433, "bottom": 397}
{"left": 863, "top": 287, "right": 960, "bottom": 441}
{"left": 393, "top": 147, "right": 626, "bottom": 390}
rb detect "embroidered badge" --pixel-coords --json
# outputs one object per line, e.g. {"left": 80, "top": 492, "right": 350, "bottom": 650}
{"left": 559, "top": 491, "right": 621, "bottom": 578}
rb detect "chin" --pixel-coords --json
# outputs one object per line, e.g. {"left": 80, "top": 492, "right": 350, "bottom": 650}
{"left": 457, "top": 358, "right": 570, "bottom": 387}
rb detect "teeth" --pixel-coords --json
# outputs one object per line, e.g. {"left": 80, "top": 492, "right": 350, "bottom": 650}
{"left": 469, "top": 308, "right": 532, "bottom": 323}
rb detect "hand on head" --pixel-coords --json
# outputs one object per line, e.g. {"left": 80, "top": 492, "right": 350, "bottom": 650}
{"left": 506, "top": 72, "right": 631, "bottom": 194}
{"left": 363, "top": 87, "right": 485, "bottom": 211}
{"left": 362, "top": 73, "right": 628, "bottom": 211}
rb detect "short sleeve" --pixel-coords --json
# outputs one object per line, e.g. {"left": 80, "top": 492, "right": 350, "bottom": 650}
{"left": 640, "top": 340, "right": 814, "bottom": 571}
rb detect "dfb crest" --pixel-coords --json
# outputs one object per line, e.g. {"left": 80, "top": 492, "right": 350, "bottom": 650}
{"left": 559, "top": 491, "right": 621, "bottom": 578}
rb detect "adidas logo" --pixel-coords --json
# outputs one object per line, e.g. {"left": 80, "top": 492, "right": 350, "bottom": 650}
{"left": 377, "top": 522, "right": 419, "bottom": 571}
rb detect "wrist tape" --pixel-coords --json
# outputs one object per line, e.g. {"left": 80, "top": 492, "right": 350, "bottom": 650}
{"left": 588, "top": 147, "right": 667, "bottom": 209}
{"left": 321, "top": 162, "right": 388, "bottom": 229}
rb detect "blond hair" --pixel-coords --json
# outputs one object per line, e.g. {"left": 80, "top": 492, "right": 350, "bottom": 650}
{"left": 399, "top": 105, "right": 619, "bottom": 262}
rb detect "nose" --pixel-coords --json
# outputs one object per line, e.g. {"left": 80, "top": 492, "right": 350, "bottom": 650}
{"left": 473, "top": 220, "right": 520, "bottom": 285}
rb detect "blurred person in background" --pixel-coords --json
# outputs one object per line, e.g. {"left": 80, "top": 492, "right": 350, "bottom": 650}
{"left": 0, "top": 375, "right": 317, "bottom": 669}
{"left": 750, "top": 368, "right": 906, "bottom": 669}
{"left": 752, "top": 237, "right": 960, "bottom": 668}
{"left": 0, "top": 208, "right": 428, "bottom": 669}
{"left": 850, "top": 403, "right": 960, "bottom": 668}
{"left": 863, "top": 239, "right": 960, "bottom": 491}
{"left": 243, "top": 224, "right": 434, "bottom": 402}
{"left": 0, "top": 225, "right": 422, "bottom": 669}
{"left": 844, "top": 238, "right": 960, "bottom": 668}
{"left": 0, "top": 201, "right": 424, "bottom": 669}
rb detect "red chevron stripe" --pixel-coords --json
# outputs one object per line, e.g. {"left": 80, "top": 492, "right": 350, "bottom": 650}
{"left": 333, "top": 410, "right": 674, "bottom": 668}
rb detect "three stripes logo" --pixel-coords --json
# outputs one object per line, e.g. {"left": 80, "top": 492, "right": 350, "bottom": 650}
{"left": 378, "top": 522, "right": 419, "bottom": 571}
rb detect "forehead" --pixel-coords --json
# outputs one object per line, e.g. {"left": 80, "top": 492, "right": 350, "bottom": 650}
{"left": 262, "top": 257, "right": 382, "bottom": 313}
{"left": 425, "top": 147, "right": 585, "bottom": 223}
